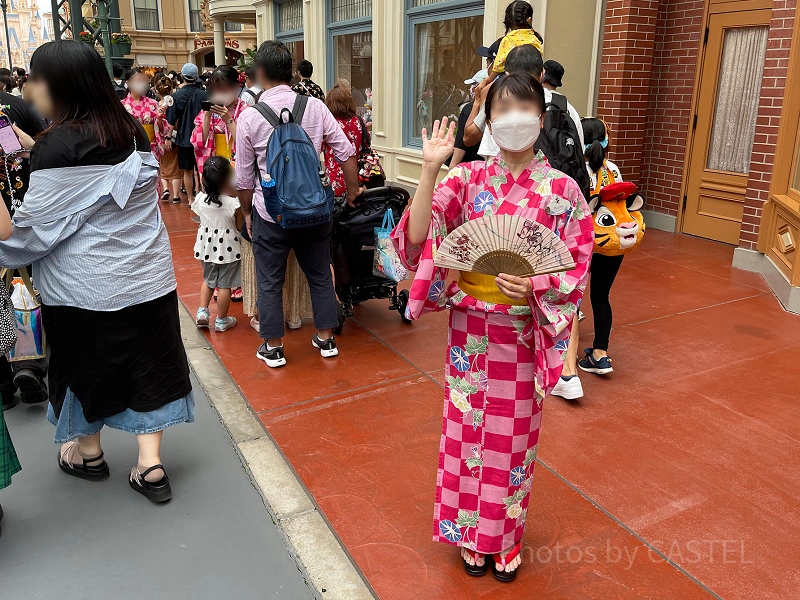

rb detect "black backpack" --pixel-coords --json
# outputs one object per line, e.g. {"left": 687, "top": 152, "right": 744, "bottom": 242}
{"left": 534, "top": 93, "right": 592, "bottom": 200}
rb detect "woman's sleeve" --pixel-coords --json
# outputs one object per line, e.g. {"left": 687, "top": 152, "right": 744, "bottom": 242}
{"left": 523, "top": 177, "right": 594, "bottom": 343}
{"left": 390, "top": 166, "right": 468, "bottom": 319}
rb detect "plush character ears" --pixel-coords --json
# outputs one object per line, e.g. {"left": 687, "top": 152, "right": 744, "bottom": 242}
{"left": 588, "top": 194, "right": 601, "bottom": 213}
{"left": 627, "top": 193, "right": 644, "bottom": 212}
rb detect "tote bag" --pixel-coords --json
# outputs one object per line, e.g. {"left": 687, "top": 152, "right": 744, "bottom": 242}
{"left": 8, "top": 268, "right": 45, "bottom": 361}
{"left": 373, "top": 210, "right": 409, "bottom": 283}
{"left": 0, "top": 270, "right": 18, "bottom": 356}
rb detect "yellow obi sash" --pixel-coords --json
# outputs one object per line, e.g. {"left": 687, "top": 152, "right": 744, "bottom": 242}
{"left": 458, "top": 272, "right": 527, "bottom": 306}
{"left": 142, "top": 123, "right": 156, "bottom": 144}
{"left": 214, "top": 134, "right": 232, "bottom": 160}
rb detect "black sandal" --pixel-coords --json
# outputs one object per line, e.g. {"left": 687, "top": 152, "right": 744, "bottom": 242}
{"left": 58, "top": 443, "right": 110, "bottom": 482}
{"left": 462, "top": 548, "right": 489, "bottom": 576}
{"left": 129, "top": 464, "right": 172, "bottom": 503}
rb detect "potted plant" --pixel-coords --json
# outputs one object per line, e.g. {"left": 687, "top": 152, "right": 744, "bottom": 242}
{"left": 111, "top": 32, "right": 132, "bottom": 55}
{"left": 79, "top": 31, "right": 94, "bottom": 45}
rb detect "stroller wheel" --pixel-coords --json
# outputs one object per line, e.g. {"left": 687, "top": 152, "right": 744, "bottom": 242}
{"left": 398, "top": 289, "right": 412, "bottom": 324}
{"left": 333, "top": 303, "right": 345, "bottom": 335}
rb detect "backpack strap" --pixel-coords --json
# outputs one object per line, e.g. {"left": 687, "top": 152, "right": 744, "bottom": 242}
{"left": 547, "top": 92, "right": 568, "bottom": 113}
{"left": 292, "top": 94, "right": 309, "bottom": 126}
{"left": 253, "top": 102, "right": 281, "bottom": 128}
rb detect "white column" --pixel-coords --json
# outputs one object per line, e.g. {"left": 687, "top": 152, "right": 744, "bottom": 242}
{"left": 303, "top": 0, "right": 326, "bottom": 86}
{"left": 372, "top": 0, "right": 404, "bottom": 152}
{"left": 213, "top": 19, "right": 226, "bottom": 67}
{"left": 253, "top": 0, "right": 272, "bottom": 45}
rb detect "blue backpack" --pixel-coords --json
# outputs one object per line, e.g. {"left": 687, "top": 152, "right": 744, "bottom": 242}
{"left": 253, "top": 95, "right": 334, "bottom": 229}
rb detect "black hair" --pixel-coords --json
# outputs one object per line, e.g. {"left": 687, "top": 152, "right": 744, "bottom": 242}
{"left": 14, "top": 67, "right": 26, "bottom": 77}
{"left": 210, "top": 65, "right": 241, "bottom": 90}
{"left": 503, "top": 1, "right": 534, "bottom": 33}
{"left": 297, "top": 59, "right": 313, "bottom": 78}
{"left": 505, "top": 44, "right": 543, "bottom": 79}
{"left": 124, "top": 67, "right": 144, "bottom": 82}
{"left": 254, "top": 40, "right": 293, "bottom": 85}
{"left": 112, "top": 63, "right": 124, "bottom": 78}
{"left": 0, "top": 68, "right": 12, "bottom": 92}
{"left": 30, "top": 40, "right": 145, "bottom": 149}
{"left": 484, "top": 71, "right": 545, "bottom": 121}
{"left": 202, "top": 156, "right": 232, "bottom": 207}
{"left": 581, "top": 118, "right": 608, "bottom": 173}
{"left": 245, "top": 64, "right": 258, "bottom": 81}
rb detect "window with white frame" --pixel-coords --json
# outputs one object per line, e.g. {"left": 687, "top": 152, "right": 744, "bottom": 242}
{"left": 404, "top": 0, "right": 483, "bottom": 146}
{"left": 275, "top": 0, "right": 304, "bottom": 84}
{"left": 224, "top": 21, "right": 243, "bottom": 32}
{"left": 188, "top": 0, "right": 203, "bottom": 32}
{"left": 133, "top": 0, "right": 159, "bottom": 31}
{"left": 328, "top": 0, "right": 372, "bottom": 120}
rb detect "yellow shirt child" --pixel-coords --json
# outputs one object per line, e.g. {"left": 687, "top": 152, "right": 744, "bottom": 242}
{"left": 493, "top": 29, "right": 544, "bottom": 74}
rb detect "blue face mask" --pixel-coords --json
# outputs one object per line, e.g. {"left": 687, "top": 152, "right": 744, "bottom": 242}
{"left": 584, "top": 138, "right": 609, "bottom": 152}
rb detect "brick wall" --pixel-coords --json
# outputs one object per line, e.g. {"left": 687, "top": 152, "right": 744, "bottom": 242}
{"left": 739, "top": 0, "right": 797, "bottom": 249}
{"left": 639, "top": 0, "right": 704, "bottom": 217}
{"left": 596, "top": 0, "right": 660, "bottom": 189}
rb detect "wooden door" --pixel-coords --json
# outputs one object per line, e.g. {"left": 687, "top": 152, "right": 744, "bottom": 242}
{"left": 683, "top": 8, "right": 771, "bottom": 244}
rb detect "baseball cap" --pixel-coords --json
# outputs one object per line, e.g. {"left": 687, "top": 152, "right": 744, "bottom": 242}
{"left": 543, "top": 60, "right": 565, "bottom": 88}
{"left": 180, "top": 62, "right": 199, "bottom": 81}
{"left": 476, "top": 38, "right": 503, "bottom": 62}
{"left": 464, "top": 69, "right": 489, "bottom": 86}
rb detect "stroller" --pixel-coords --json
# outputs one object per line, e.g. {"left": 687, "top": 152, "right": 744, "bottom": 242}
{"left": 331, "top": 186, "right": 412, "bottom": 334}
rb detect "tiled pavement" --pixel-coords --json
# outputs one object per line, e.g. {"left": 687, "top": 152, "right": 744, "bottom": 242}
{"left": 163, "top": 201, "right": 800, "bottom": 600}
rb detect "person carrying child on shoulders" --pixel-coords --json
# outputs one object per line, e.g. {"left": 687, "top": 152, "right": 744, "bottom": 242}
{"left": 193, "top": 156, "right": 242, "bottom": 332}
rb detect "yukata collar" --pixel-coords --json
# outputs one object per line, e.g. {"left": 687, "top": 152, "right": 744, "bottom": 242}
{"left": 487, "top": 151, "right": 547, "bottom": 174}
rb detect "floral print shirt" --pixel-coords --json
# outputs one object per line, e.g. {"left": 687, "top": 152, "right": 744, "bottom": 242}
{"left": 323, "top": 116, "right": 364, "bottom": 196}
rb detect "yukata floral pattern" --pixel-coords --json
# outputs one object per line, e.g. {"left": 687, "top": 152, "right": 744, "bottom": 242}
{"left": 323, "top": 116, "right": 365, "bottom": 197}
{"left": 190, "top": 99, "right": 247, "bottom": 174}
{"left": 391, "top": 153, "right": 593, "bottom": 554}
{"left": 121, "top": 94, "right": 160, "bottom": 158}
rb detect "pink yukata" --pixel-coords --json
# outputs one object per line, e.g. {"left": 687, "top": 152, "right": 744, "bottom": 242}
{"left": 391, "top": 153, "right": 593, "bottom": 554}
{"left": 190, "top": 98, "right": 247, "bottom": 174}
{"left": 121, "top": 94, "right": 160, "bottom": 158}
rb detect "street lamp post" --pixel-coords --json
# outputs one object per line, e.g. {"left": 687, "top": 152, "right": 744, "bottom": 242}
{"left": 0, "top": 0, "right": 12, "bottom": 70}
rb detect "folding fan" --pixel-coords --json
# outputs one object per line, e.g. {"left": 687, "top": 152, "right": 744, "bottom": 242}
{"left": 434, "top": 215, "right": 575, "bottom": 277}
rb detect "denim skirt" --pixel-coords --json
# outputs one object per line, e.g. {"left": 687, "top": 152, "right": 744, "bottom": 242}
{"left": 47, "top": 388, "right": 195, "bottom": 444}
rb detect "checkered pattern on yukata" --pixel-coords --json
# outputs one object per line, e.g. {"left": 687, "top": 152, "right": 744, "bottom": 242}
{"left": 0, "top": 403, "right": 21, "bottom": 490}
{"left": 433, "top": 306, "right": 541, "bottom": 554}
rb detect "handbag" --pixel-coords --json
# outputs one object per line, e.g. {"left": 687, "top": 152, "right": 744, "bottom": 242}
{"left": 7, "top": 267, "right": 45, "bottom": 362}
{"left": 357, "top": 117, "right": 386, "bottom": 188}
{"left": 373, "top": 209, "right": 409, "bottom": 283}
{"left": 0, "top": 270, "right": 17, "bottom": 356}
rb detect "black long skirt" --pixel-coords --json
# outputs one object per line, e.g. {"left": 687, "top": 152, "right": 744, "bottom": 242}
{"left": 43, "top": 290, "right": 192, "bottom": 423}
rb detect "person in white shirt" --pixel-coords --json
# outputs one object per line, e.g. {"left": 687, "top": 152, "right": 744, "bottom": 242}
{"left": 464, "top": 45, "right": 584, "bottom": 156}
{"left": 239, "top": 65, "right": 263, "bottom": 106}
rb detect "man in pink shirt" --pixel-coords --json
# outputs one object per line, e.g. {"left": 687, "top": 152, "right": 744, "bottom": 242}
{"left": 237, "top": 40, "right": 361, "bottom": 368}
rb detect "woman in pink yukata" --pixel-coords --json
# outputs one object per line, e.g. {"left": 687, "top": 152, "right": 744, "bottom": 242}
{"left": 392, "top": 72, "right": 593, "bottom": 582}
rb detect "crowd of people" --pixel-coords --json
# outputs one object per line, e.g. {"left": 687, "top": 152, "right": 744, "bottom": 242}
{"left": 0, "top": 0, "right": 646, "bottom": 586}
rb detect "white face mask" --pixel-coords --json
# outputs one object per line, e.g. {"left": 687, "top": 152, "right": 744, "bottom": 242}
{"left": 129, "top": 82, "right": 149, "bottom": 96}
{"left": 490, "top": 110, "right": 541, "bottom": 152}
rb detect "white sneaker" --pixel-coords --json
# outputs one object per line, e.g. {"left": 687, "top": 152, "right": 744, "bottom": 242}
{"left": 551, "top": 375, "right": 584, "bottom": 400}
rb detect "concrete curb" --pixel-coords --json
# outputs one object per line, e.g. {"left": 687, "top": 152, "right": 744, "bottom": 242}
{"left": 179, "top": 303, "right": 376, "bottom": 600}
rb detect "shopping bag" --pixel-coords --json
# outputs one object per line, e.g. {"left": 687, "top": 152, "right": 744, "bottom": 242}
{"left": 0, "top": 270, "right": 18, "bottom": 355}
{"left": 373, "top": 209, "right": 409, "bottom": 283}
{"left": 8, "top": 267, "right": 45, "bottom": 361}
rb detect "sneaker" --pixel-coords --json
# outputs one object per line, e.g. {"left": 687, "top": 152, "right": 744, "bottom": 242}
{"left": 579, "top": 348, "right": 614, "bottom": 375}
{"left": 13, "top": 369, "right": 48, "bottom": 404}
{"left": 196, "top": 308, "right": 210, "bottom": 328}
{"left": 312, "top": 333, "right": 338, "bottom": 358}
{"left": 160, "top": 190, "right": 170, "bottom": 202}
{"left": 551, "top": 375, "right": 584, "bottom": 400}
{"left": 215, "top": 316, "right": 237, "bottom": 332}
{"left": 172, "top": 196, "right": 181, "bottom": 204}
{"left": 257, "top": 343, "right": 286, "bottom": 368}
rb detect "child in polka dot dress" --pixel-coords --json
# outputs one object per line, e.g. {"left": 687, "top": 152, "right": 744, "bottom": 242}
{"left": 193, "top": 156, "right": 242, "bottom": 332}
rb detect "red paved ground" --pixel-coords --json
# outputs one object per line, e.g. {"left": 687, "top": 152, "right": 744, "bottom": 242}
{"left": 163, "top": 202, "right": 800, "bottom": 600}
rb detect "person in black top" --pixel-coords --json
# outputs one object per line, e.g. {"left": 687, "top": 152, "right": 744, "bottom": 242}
{"left": 291, "top": 60, "right": 325, "bottom": 100}
{"left": 112, "top": 63, "right": 127, "bottom": 100}
{"left": 0, "top": 90, "right": 48, "bottom": 409}
{"left": 165, "top": 62, "right": 207, "bottom": 202}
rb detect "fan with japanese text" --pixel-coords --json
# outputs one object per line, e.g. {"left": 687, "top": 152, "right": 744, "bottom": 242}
{"left": 433, "top": 214, "right": 575, "bottom": 277}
